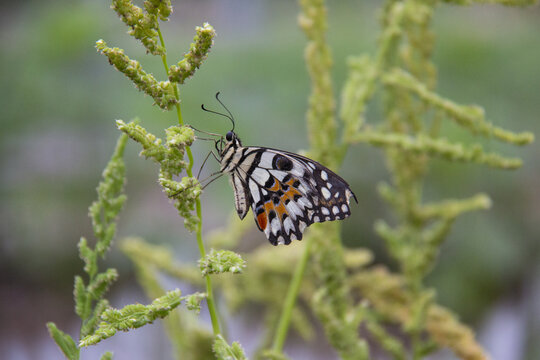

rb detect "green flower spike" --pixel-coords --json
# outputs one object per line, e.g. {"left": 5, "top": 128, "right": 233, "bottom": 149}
{"left": 169, "top": 23, "right": 216, "bottom": 84}
{"left": 185, "top": 292, "right": 207, "bottom": 315}
{"left": 212, "top": 334, "right": 247, "bottom": 360}
{"left": 199, "top": 249, "right": 246, "bottom": 276}
{"left": 116, "top": 120, "right": 201, "bottom": 231}
{"left": 96, "top": 40, "right": 177, "bottom": 110}
{"left": 79, "top": 289, "right": 183, "bottom": 347}
{"left": 111, "top": 0, "right": 171, "bottom": 55}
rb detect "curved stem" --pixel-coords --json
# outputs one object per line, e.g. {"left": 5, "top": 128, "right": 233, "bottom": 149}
{"left": 156, "top": 25, "right": 221, "bottom": 336}
{"left": 272, "top": 239, "right": 312, "bottom": 352}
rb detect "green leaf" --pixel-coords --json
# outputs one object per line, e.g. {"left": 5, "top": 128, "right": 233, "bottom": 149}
{"left": 46, "top": 322, "right": 80, "bottom": 360}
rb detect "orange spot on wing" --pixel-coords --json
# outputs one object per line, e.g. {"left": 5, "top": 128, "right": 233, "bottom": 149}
{"left": 264, "top": 200, "right": 275, "bottom": 214}
{"left": 275, "top": 202, "right": 288, "bottom": 219}
{"left": 283, "top": 187, "right": 301, "bottom": 200}
{"left": 256, "top": 212, "right": 267, "bottom": 230}
{"left": 267, "top": 178, "right": 280, "bottom": 192}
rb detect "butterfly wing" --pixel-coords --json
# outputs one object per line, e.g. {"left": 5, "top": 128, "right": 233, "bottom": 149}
{"left": 232, "top": 147, "right": 356, "bottom": 245}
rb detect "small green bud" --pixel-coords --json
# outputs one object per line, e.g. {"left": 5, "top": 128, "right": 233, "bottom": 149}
{"left": 111, "top": 0, "right": 165, "bottom": 55}
{"left": 198, "top": 249, "right": 246, "bottom": 276}
{"left": 212, "top": 334, "right": 247, "bottom": 360}
{"left": 184, "top": 292, "right": 207, "bottom": 314}
{"left": 144, "top": 0, "right": 172, "bottom": 20}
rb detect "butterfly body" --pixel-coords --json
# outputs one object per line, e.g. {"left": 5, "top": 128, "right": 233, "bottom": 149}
{"left": 219, "top": 130, "right": 357, "bottom": 246}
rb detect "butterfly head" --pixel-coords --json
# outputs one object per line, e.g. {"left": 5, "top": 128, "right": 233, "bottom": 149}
{"left": 218, "top": 130, "right": 242, "bottom": 156}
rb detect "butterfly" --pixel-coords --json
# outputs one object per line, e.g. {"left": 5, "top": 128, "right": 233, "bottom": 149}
{"left": 201, "top": 93, "right": 357, "bottom": 246}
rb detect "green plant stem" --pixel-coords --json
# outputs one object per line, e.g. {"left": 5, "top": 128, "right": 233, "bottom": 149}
{"left": 272, "top": 238, "right": 313, "bottom": 352}
{"left": 156, "top": 25, "right": 221, "bottom": 336}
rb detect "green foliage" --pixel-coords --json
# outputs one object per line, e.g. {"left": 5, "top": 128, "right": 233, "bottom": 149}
{"left": 48, "top": 133, "right": 128, "bottom": 359}
{"left": 97, "top": 0, "right": 215, "bottom": 110}
{"left": 88, "top": 134, "right": 128, "bottom": 259}
{"left": 75, "top": 134, "right": 127, "bottom": 339}
{"left": 351, "top": 266, "right": 488, "bottom": 360}
{"left": 199, "top": 249, "right": 246, "bottom": 276}
{"left": 120, "top": 237, "right": 214, "bottom": 360}
{"left": 334, "top": 0, "right": 535, "bottom": 358}
{"left": 204, "top": 0, "right": 534, "bottom": 359}
{"left": 116, "top": 120, "right": 201, "bottom": 231}
{"left": 111, "top": 0, "right": 171, "bottom": 55}
{"left": 47, "top": 322, "right": 80, "bottom": 360}
{"left": 79, "top": 289, "right": 183, "bottom": 347}
{"left": 169, "top": 23, "right": 217, "bottom": 84}
{"left": 100, "top": 352, "right": 114, "bottom": 360}
{"left": 98, "top": 1, "right": 222, "bottom": 338}
{"left": 96, "top": 40, "right": 177, "bottom": 110}
{"left": 295, "top": 1, "right": 371, "bottom": 358}
{"left": 213, "top": 335, "right": 248, "bottom": 360}
{"left": 184, "top": 292, "right": 207, "bottom": 314}
{"left": 49, "top": 0, "right": 224, "bottom": 356}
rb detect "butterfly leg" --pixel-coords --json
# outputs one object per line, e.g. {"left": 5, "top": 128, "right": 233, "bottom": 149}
{"left": 201, "top": 172, "right": 224, "bottom": 190}
{"left": 197, "top": 150, "right": 221, "bottom": 180}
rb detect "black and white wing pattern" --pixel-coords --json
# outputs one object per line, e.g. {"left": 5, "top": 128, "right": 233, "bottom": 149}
{"left": 219, "top": 131, "right": 357, "bottom": 246}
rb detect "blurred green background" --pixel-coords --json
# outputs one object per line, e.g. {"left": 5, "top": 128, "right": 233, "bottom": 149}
{"left": 1, "top": 0, "right": 539, "bottom": 359}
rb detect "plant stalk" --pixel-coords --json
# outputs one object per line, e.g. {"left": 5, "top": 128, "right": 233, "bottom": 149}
{"left": 156, "top": 25, "right": 221, "bottom": 336}
{"left": 272, "top": 238, "right": 312, "bottom": 352}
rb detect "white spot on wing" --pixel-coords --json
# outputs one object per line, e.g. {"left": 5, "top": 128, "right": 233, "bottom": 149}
{"left": 252, "top": 168, "right": 270, "bottom": 186}
{"left": 269, "top": 170, "right": 287, "bottom": 181}
{"left": 271, "top": 217, "right": 280, "bottom": 235}
{"left": 299, "top": 221, "right": 307, "bottom": 232}
{"left": 321, "top": 170, "right": 328, "bottom": 180}
{"left": 284, "top": 217, "right": 295, "bottom": 234}
{"left": 297, "top": 197, "right": 312, "bottom": 209}
{"left": 332, "top": 206, "right": 339, "bottom": 215}
{"left": 286, "top": 200, "right": 302, "bottom": 219}
{"left": 259, "top": 152, "right": 275, "bottom": 168}
{"left": 249, "top": 179, "right": 260, "bottom": 204}
{"left": 321, "top": 207, "right": 330, "bottom": 215}
{"left": 341, "top": 204, "right": 348, "bottom": 213}
{"left": 312, "top": 216, "right": 320, "bottom": 223}
{"left": 346, "top": 189, "right": 353, "bottom": 201}
{"left": 321, "top": 187, "right": 331, "bottom": 200}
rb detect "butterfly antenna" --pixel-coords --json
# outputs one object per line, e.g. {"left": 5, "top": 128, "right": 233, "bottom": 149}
{"left": 201, "top": 103, "right": 235, "bottom": 132}
{"left": 188, "top": 124, "right": 221, "bottom": 137}
{"left": 214, "top": 92, "right": 235, "bottom": 131}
